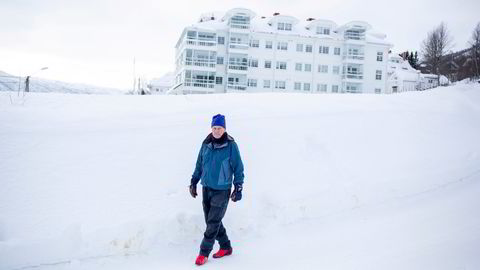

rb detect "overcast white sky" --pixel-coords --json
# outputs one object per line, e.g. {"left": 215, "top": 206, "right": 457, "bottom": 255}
{"left": 1, "top": 0, "right": 479, "bottom": 89}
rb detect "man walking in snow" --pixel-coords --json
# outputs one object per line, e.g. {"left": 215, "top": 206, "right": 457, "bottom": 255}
{"left": 189, "top": 114, "right": 245, "bottom": 266}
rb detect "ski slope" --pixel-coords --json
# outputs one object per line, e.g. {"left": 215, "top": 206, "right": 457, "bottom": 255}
{"left": 1, "top": 83, "right": 480, "bottom": 270}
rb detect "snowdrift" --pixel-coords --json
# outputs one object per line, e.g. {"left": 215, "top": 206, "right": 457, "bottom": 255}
{"left": 1, "top": 83, "right": 480, "bottom": 269}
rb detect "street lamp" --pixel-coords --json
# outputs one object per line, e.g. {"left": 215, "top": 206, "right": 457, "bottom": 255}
{"left": 25, "top": 67, "right": 48, "bottom": 92}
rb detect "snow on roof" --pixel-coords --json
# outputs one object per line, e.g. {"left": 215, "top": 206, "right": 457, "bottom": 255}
{"left": 336, "top": 20, "right": 372, "bottom": 32}
{"left": 222, "top": 7, "right": 256, "bottom": 21}
{"left": 149, "top": 72, "right": 175, "bottom": 87}
{"left": 184, "top": 11, "right": 390, "bottom": 46}
{"left": 305, "top": 19, "right": 338, "bottom": 30}
{"left": 267, "top": 14, "right": 300, "bottom": 25}
{"left": 388, "top": 54, "right": 420, "bottom": 82}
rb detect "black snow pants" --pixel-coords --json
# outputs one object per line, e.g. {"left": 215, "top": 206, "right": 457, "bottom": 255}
{"left": 199, "top": 186, "right": 232, "bottom": 256}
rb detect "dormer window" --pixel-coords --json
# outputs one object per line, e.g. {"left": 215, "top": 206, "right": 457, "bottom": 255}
{"left": 316, "top": 26, "right": 330, "bottom": 35}
{"left": 278, "top": 22, "right": 292, "bottom": 31}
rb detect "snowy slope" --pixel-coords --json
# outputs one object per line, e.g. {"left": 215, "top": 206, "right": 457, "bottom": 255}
{"left": 1, "top": 83, "right": 480, "bottom": 270}
{"left": 0, "top": 71, "right": 125, "bottom": 95}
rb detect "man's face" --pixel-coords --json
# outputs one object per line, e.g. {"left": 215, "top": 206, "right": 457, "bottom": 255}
{"left": 211, "top": 126, "right": 226, "bottom": 139}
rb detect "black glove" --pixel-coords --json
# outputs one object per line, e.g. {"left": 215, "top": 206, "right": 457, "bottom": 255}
{"left": 230, "top": 184, "right": 243, "bottom": 202}
{"left": 189, "top": 184, "right": 197, "bottom": 198}
{"left": 189, "top": 177, "right": 199, "bottom": 198}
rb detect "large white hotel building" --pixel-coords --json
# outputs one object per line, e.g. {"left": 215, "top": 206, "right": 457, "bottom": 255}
{"left": 169, "top": 8, "right": 393, "bottom": 95}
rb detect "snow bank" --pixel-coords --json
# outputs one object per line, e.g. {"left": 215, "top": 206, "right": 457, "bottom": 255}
{"left": 1, "top": 83, "right": 480, "bottom": 269}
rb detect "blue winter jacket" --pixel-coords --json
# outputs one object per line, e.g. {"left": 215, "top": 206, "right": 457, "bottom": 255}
{"left": 192, "top": 133, "right": 244, "bottom": 190}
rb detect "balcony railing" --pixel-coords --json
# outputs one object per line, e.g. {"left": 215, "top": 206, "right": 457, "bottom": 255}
{"left": 230, "top": 23, "right": 250, "bottom": 30}
{"left": 185, "top": 58, "right": 216, "bottom": 68}
{"left": 227, "top": 84, "right": 247, "bottom": 91}
{"left": 228, "top": 63, "right": 248, "bottom": 71}
{"left": 342, "top": 72, "right": 364, "bottom": 80}
{"left": 229, "top": 43, "right": 249, "bottom": 50}
{"left": 343, "top": 54, "right": 365, "bottom": 60}
{"left": 184, "top": 78, "right": 215, "bottom": 89}
{"left": 185, "top": 39, "right": 216, "bottom": 47}
{"left": 344, "top": 32, "right": 366, "bottom": 41}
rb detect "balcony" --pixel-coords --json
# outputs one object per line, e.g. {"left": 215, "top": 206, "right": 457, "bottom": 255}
{"left": 228, "top": 60, "right": 248, "bottom": 74}
{"left": 230, "top": 23, "right": 250, "bottom": 30}
{"left": 227, "top": 84, "right": 247, "bottom": 91}
{"left": 184, "top": 57, "right": 216, "bottom": 69}
{"left": 184, "top": 78, "right": 215, "bottom": 89}
{"left": 342, "top": 54, "right": 365, "bottom": 61}
{"left": 228, "top": 63, "right": 248, "bottom": 70}
{"left": 229, "top": 15, "right": 251, "bottom": 32}
{"left": 344, "top": 30, "right": 366, "bottom": 41}
{"left": 342, "top": 72, "right": 364, "bottom": 80}
{"left": 229, "top": 42, "right": 249, "bottom": 51}
{"left": 185, "top": 38, "right": 217, "bottom": 47}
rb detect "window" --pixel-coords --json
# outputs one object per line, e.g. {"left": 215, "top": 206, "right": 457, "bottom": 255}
{"left": 316, "top": 26, "right": 330, "bottom": 35}
{"left": 334, "top": 47, "right": 341, "bottom": 55}
{"left": 277, "top": 42, "right": 288, "bottom": 51}
{"left": 249, "top": 59, "right": 258, "bottom": 68}
{"left": 217, "top": 36, "right": 225, "bottom": 44}
{"left": 304, "top": 64, "right": 312, "bottom": 72}
{"left": 377, "top": 52, "right": 383, "bottom": 61}
{"left": 303, "top": 83, "right": 311, "bottom": 91}
{"left": 264, "top": 60, "right": 272, "bottom": 69}
{"left": 187, "top": 31, "right": 196, "bottom": 39}
{"left": 217, "top": 56, "right": 224, "bottom": 65}
{"left": 276, "top": 61, "right": 287, "bottom": 70}
{"left": 296, "top": 43, "right": 304, "bottom": 52}
{"left": 216, "top": 77, "right": 223, "bottom": 85}
{"left": 278, "top": 22, "right": 292, "bottom": 31}
{"left": 332, "top": 85, "right": 339, "bottom": 92}
{"left": 250, "top": 39, "right": 259, "bottom": 48}
{"left": 247, "top": 79, "right": 257, "bottom": 87}
{"left": 317, "top": 84, "right": 327, "bottom": 92}
{"left": 294, "top": 82, "right": 302, "bottom": 90}
{"left": 295, "top": 63, "right": 302, "bottom": 71}
{"left": 305, "top": 45, "right": 313, "bottom": 53}
{"left": 376, "top": 70, "right": 382, "bottom": 80}
{"left": 265, "top": 41, "right": 273, "bottom": 49}
{"left": 319, "top": 46, "right": 329, "bottom": 54}
{"left": 318, "top": 65, "right": 328, "bottom": 73}
{"left": 332, "top": 66, "right": 340, "bottom": 74}
{"left": 375, "top": 88, "right": 381, "bottom": 94}
{"left": 263, "top": 80, "right": 271, "bottom": 88}
{"left": 275, "top": 81, "right": 286, "bottom": 89}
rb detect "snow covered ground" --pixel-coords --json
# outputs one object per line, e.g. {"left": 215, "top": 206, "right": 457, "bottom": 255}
{"left": 1, "top": 83, "right": 480, "bottom": 270}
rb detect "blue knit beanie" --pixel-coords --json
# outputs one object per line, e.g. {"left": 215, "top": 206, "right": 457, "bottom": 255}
{"left": 211, "top": 114, "right": 226, "bottom": 128}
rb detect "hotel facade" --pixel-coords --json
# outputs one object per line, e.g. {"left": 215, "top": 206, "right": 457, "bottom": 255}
{"left": 169, "top": 8, "right": 393, "bottom": 95}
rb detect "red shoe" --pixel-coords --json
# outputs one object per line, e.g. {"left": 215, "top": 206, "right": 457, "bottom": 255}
{"left": 213, "top": 248, "right": 233, "bottom": 258}
{"left": 195, "top": 255, "right": 208, "bottom": 265}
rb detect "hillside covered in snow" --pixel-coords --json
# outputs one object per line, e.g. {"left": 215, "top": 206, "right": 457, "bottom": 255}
{"left": 0, "top": 71, "right": 125, "bottom": 95}
{"left": 1, "top": 82, "right": 480, "bottom": 270}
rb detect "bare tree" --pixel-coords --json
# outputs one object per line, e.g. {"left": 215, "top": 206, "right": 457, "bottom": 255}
{"left": 469, "top": 22, "right": 480, "bottom": 79}
{"left": 421, "top": 22, "right": 453, "bottom": 85}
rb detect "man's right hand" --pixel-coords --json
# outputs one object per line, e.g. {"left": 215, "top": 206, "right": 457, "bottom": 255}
{"left": 189, "top": 184, "right": 197, "bottom": 198}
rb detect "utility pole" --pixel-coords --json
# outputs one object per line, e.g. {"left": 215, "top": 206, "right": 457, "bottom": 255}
{"left": 133, "top": 57, "right": 136, "bottom": 93}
